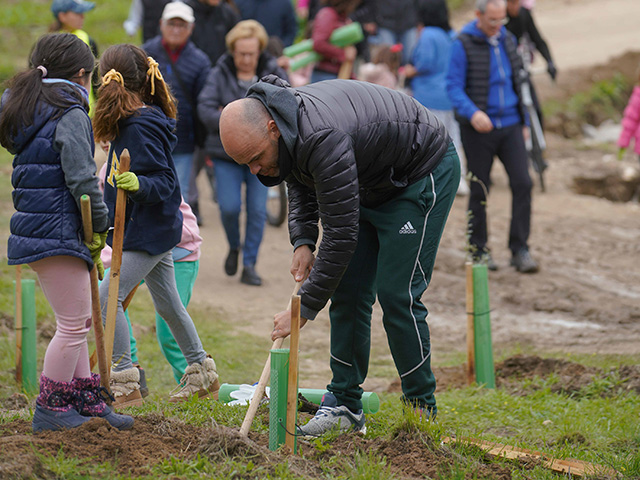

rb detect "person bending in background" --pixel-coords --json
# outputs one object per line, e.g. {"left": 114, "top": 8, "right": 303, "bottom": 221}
{"left": 198, "top": 20, "right": 289, "bottom": 286}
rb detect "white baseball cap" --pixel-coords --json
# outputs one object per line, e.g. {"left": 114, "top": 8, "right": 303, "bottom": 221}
{"left": 161, "top": 2, "right": 195, "bottom": 23}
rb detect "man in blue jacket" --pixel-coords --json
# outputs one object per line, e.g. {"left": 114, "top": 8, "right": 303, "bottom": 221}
{"left": 142, "top": 1, "right": 211, "bottom": 202}
{"left": 446, "top": 0, "right": 539, "bottom": 273}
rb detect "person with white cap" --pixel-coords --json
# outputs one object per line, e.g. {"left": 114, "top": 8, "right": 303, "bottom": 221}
{"left": 142, "top": 2, "right": 212, "bottom": 202}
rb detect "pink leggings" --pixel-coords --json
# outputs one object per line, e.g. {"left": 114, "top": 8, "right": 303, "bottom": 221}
{"left": 30, "top": 256, "right": 92, "bottom": 382}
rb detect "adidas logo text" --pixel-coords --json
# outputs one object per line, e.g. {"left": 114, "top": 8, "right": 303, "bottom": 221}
{"left": 399, "top": 221, "right": 417, "bottom": 234}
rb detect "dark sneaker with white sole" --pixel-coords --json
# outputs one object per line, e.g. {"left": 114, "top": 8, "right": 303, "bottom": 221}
{"left": 297, "top": 392, "right": 366, "bottom": 437}
{"left": 511, "top": 249, "right": 539, "bottom": 273}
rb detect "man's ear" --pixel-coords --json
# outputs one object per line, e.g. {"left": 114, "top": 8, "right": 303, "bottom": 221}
{"left": 78, "top": 68, "right": 86, "bottom": 78}
{"left": 268, "top": 119, "right": 281, "bottom": 139}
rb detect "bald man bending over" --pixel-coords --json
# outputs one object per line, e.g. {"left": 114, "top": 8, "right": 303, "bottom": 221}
{"left": 220, "top": 75, "right": 460, "bottom": 436}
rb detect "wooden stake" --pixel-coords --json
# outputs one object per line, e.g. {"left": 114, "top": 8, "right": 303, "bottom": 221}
{"left": 338, "top": 59, "right": 353, "bottom": 79}
{"left": 104, "top": 149, "right": 131, "bottom": 363}
{"left": 81, "top": 195, "right": 111, "bottom": 395}
{"left": 239, "top": 281, "right": 303, "bottom": 438}
{"left": 285, "top": 295, "right": 301, "bottom": 454}
{"left": 89, "top": 283, "right": 139, "bottom": 371}
{"left": 465, "top": 262, "right": 475, "bottom": 385}
{"left": 442, "top": 437, "right": 616, "bottom": 477}
{"left": 15, "top": 265, "right": 22, "bottom": 385}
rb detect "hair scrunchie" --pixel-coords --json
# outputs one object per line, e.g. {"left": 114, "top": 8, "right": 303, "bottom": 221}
{"left": 146, "top": 56, "right": 170, "bottom": 98}
{"left": 36, "top": 65, "right": 48, "bottom": 77}
{"left": 102, "top": 69, "right": 125, "bottom": 87}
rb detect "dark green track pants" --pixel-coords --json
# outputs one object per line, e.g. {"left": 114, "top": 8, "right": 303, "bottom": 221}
{"left": 327, "top": 143, "right": 460, "bottom": 413}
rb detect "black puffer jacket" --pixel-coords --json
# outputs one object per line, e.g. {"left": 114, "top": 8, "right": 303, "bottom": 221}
{"left": 197, "top": 52, "right": 288, "bottom": 161}
{"left": 247, "top": 76, "right": 450, "bottom": 320}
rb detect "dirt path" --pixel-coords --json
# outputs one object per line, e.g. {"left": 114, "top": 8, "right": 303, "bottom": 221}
{"left": 188, "top": 0, "right": 640, "bottom": 388}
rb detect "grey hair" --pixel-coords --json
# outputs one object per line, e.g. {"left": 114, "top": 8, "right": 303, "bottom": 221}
{"left": 476, "top": 0, "right": 506, "bottom": 13}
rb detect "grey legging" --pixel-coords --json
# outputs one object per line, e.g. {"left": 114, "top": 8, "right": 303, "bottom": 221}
{"left": 99, "top": 250, "right": 206, "bottom": 372}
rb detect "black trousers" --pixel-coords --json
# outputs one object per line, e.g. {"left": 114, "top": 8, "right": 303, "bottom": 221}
{"left": 460, "top": 123, "right": 533, "bottom": 255}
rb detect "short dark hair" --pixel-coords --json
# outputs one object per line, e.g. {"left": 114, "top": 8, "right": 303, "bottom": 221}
{"left": 419, "top": 0, "right": 451, "bottom": 31}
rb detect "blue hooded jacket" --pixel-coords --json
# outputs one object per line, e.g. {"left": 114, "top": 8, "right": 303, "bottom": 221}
{"left": 446, "top": 20, "right": 522, "bottom": 129}
{"left": 103, "top": 105, "right": 183, "bottom": 255}
{"left": 6, "top": 91, "right": 97, "bottom": 267}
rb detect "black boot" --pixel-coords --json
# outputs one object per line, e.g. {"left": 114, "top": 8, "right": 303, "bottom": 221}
{"left": 241, "top": 265, "right": 262, "bottom": 286}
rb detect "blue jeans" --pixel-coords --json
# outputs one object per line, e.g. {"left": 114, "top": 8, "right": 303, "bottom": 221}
{"left": 173, "top": 152, "right": 195, "bottom": 201}
{"left": 212, "top": 159, "right": 268, "bottom": 266}
{"left": 311, "top": 69, "right": 338, "bottom": 84}
{"left": 368, "top": 27, "right": 418, "bottom": 65}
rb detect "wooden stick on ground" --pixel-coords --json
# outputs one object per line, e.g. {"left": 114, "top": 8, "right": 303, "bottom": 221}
{"left": 15, "top": 265, "right": 22, "bottom": 385}
{"left": 104, "top": 149, "right": 131, "bottom": 363}
{"left": 465, "top": 262, "right": 475, "bottom": 385}
{"left": 285, "top": 295, "right": 301, "bottom": 454}
{"left": 442, "top": 437, "right": 617, "bottom": 477}
{"left": 81, "top": 195, "right": 111, "bottom": 394}
{"left": 239, "top": 281, "right": 303, "bottom": 438}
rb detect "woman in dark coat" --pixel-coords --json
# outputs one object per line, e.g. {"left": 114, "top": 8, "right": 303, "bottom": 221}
{"left": 198, "top": 20, "right": 288, "bottom": 286}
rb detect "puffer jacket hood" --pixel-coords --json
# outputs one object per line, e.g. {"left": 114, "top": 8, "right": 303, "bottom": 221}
{"left": 245, "top": 77, "right": 450, "bottom": 320}
{"left": 246, "top": 75, "right": 299, "bottom": 186}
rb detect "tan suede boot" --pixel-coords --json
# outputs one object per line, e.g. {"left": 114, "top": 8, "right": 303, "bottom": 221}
{"left": 169, "top": 356, "right": 220, "bottom": 403}
{"left": 110, "top": 367, "right": 144, "bottom": 409}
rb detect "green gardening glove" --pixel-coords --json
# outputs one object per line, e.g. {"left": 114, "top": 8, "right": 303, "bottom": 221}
{"left": 617, "top": 147, "right": 626, "bottom": 161}
{"left": 115, "top": 171, "right": 139, "bottom": 192}
{"left": 85, "top": 231, "right": 107, "bottom": 280}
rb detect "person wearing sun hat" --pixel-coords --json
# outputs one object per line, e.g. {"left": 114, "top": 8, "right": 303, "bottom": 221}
{"left": 50, "top": 0, "right": 99, "bottom": 113}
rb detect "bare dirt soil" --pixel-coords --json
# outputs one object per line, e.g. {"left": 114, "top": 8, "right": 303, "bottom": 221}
{"left": 1, "top": 355, "right": 636, "bottom": 478}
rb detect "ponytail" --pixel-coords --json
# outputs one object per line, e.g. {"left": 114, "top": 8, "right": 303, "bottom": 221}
{"left": 93, "top": 45, "right": 177, "bottom": 141}
{"left": 0, "top": 33, "right": 94, "bottom": 152}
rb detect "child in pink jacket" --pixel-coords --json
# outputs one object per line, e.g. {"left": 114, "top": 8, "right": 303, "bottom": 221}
{"left": 618, "top": 85, "right": 640, "bottom": 162}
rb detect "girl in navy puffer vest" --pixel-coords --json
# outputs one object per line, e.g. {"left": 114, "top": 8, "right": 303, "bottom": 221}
{"left": 92, "top": 44, "right": 219, "bottom": 406}
{"left": 0, "top": 33, "right": 132, "bottom": 433}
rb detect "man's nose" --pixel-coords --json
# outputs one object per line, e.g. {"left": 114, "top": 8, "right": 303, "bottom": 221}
{"left": 249, "top": 163, "right": 261, "bottom": 175}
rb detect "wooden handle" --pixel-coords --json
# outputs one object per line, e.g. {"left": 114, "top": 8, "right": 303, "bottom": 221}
{"left": 465, "top": 262, "right": 475, "bottom": 385}
{"left": 104, "top": 149, "right": 131, "bottom": 364}
{"left": 15, "top": 265, "right": 23, "bottom": 385}
{"left": 239, "top": 281, "right": 303, "bottom": 437}
{"left": 285, "top": 295, "right": 301, "bottom": 454}
{"left": 81, "top": 195, "right": 110, "bottom": 395}
{"left": 338, "top": 59, "right": 353, "bottom": 79}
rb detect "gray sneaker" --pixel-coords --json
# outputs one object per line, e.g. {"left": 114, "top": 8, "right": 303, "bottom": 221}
{"left": 297, "top": 392, "right": 366, "bottom": 437}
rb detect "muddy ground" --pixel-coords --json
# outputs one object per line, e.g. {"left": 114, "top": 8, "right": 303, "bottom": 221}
{"left": 1, "top": 354, "right": 636, "bottom": 479}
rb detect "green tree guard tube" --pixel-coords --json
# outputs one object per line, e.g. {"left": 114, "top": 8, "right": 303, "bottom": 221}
{"left": 218, "top": 384, "right": 381, "bottom": 414}
{"left": 472, "top": 264, "right": 495, "bottom": 388}
{"left": 269, "top": 349, "right": 289, "bottom": 451}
